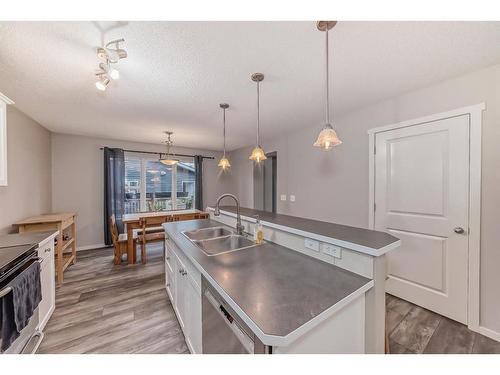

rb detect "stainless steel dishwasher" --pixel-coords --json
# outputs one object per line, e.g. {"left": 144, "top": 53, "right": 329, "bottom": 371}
{"left": 202, "top": 277, "right": 270, "bottom": 354}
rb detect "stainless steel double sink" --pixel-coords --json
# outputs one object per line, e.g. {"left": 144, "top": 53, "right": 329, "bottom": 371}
{"left": 182, "top": 227, "right": 258, "bottom": 256}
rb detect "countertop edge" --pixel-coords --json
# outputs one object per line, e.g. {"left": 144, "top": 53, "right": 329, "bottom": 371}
{"left": 207, "top": 207, "right": 401, "bottom": 257}
{"left": 164, "top": 222, "right": 373, "bottom": 347}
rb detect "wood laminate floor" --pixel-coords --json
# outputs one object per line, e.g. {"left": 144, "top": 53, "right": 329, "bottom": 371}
{"left": 386, "top": 294, "right": 500, "bottom": 354}
{"left": 37, "top": 243, "right": 500, "bottom": 354}
{"left": 37, "top": 244, "right": 189, "bottom": 354}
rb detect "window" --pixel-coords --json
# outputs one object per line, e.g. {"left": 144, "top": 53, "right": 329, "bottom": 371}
{"left": 124, "top": 154, "right": 196, "bottom": 214}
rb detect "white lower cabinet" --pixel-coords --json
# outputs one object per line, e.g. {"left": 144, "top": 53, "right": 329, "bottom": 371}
{"left": 165, "top": 239, "right": 202, "bottom": 354}
{"left": 38, "top": 237, "right": 56, "bottom": 331}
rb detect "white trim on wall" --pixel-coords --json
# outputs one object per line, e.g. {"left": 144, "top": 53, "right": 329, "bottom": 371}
{"left": 367, "top": 103, "right": 486, "bottom": 337}
{"left": 0, "top": 93, "right": 14, "bottom": 186}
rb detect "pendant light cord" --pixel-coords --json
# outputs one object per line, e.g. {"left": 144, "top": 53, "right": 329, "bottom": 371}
{"left": 223, "top": 107, "right": 226, "bottom": 156}
{"left": 325, "top": 28, "right": 330, "bottom": 125}
{"left": 257, "top": 80, "right": 260, "bottom": 147}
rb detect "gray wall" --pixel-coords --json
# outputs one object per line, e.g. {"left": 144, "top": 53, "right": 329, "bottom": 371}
{"left": 51, "top": 133, "right": 231, "bottom": 248}
{"left": 0, "top": 107, "right": 52, "bottom": 234}
{"left": 227, "top": 63, "right": 500, "bottom": 335}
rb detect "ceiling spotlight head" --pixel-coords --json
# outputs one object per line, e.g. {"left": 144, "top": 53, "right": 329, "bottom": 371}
{"left": 95, "top": 75, "right": 110, "bottom": 91}
{"left": 219, "top": 103, "right": 229, "bottom": 109}
{"left": 251, "top": 73, "right": 264, "bottom": 82}
{"left": 108, "top": 67, "right": 120, "bottom": 80}
{"left": 98, "top": 62, "right": 119, "bottom": 80}
{"left": 316, "top": 21, "right": 337, "bottom": 32}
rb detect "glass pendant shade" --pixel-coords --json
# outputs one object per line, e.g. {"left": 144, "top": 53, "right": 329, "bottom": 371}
{"left": 249, "top": 146, "right": 267, "bottom": 163}
{"left": 313, "top": 123, "right": 342, "bottom": 150}
{"left": 218, "top": 156, "right": 231, "bottom": 170}
{"left": 159, "top": 158, "right": 179, "bottom": 166}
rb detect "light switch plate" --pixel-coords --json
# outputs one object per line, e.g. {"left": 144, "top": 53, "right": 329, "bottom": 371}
{"left": 321, "top": 243, "right": 342, "bottom": 258}
{"left": 290, "top": 195, "right": 296, "bottom": 202}
{"left": 280, "top": 194, "right": 287, "bottom": 201}
{"left": 304, "top": 238, "right": 320, "bottom": 252}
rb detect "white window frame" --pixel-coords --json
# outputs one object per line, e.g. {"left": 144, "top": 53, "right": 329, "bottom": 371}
{"left": 125, "top": 154, "right": 195, "bottom": 212}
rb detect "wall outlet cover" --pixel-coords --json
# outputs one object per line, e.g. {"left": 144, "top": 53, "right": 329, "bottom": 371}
{"left": 304, "top": 238, "right": 320, "bottom": 252}
{"left": 280, "top": 194, "right": 287, "bottom": 201}
{"left": 321, "top": 243, "right": 342, "bottom": 258}
{"left": 290, "top": 195, "right": 296, "bottom": 202}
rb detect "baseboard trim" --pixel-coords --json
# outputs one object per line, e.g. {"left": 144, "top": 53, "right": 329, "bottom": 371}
{"left": 478, "top": 326, "right": 500, "bottom": 343}
{"left": 77, "top": 243, "right": 108, "bottom": 251}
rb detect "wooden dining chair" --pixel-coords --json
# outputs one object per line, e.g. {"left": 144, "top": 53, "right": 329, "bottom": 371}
{"left": 138, "top": 216, "right": 166, "bottom": 264}
{"left": 110, "top": 214, "right": 137, "bottom": 265}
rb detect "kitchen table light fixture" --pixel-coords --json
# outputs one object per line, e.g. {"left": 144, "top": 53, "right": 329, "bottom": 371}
{"left": 218, "top": 103, "right": 231, "bottom": 171}
{"left": 313, "top": 21, "right": 342, "bottom": 150}
{"left": 95, "top": 38, "right": 127, "bottom": 91}
{"left": 159, "top": 131, "right": 179, "bottom": 166}
{"left": 249, "top": 73, "right": 267, "bottom": 163}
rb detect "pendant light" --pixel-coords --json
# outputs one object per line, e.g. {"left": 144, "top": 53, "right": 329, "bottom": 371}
{"left": 249, "top": 73, "right": 267, "bottom": 163}
{"left": 159, "top": 131, "right": 179, "bottom": 166}
{"left": 313, "top": 21, "right": 342, "bottom": 150}
{"left": 218, "top": 103, "right": 231, "bottom": 171}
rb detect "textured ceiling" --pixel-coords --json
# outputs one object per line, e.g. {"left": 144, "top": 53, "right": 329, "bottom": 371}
{"left": 1, "top": 21, "right": 500, "bottom": 151}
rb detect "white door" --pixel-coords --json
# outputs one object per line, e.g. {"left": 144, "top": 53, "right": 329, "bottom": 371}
{"left": 374, "top": 115, "right": 469, "bottom": 323}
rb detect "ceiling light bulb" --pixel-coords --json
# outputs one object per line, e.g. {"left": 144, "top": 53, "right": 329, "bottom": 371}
{"left": 95, "top": 76, "right": 110, "bottom": 91}
{"left": 109, "top": 67, "right": 120, "bottom": 80}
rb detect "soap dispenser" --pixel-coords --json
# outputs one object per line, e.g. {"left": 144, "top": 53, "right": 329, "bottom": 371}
{"left": 253, "top": 215, "right": 264, "bottom": 245}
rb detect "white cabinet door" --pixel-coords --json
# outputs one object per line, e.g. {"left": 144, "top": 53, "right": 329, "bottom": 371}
{"left": 375, "top": 115, "right": 469, "bottom": 323}
{"left": 173, "top": 251, "right": 187, "bottom": 330}
{"left": 165, "top": 243, "right": 174, "bottom": 302}
{"left": 38, "top": 239, "right": 55, "bottom": 331}
{"left": 184, "top": 271, "right": 202, "bottom": 353}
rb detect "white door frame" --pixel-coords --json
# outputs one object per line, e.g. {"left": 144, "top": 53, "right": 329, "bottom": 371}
{"left": 367, "top": 103, "right": 484, "bottom": 334}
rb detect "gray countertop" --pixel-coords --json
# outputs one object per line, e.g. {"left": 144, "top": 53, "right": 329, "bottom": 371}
{"left": 0, "top": 231, "right": 57, "bottom": 249}
{"left": 210, "top": 206, "right": 400, "bottom": 256}
{"left": 0, "top": 231, "right": 57, "bottom": 272}
{"left": 164, "top": 219, "right": 373, "bottom": 345}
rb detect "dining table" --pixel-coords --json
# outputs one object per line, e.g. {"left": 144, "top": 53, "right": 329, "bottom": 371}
{"left": 121, "top": 209, "right": 209, "bottom": 264}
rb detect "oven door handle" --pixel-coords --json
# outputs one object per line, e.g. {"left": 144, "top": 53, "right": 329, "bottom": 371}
{"left": 0, "top": 257, "right": 42, "bottom": 298}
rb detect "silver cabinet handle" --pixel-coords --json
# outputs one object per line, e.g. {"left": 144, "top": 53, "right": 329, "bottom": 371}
{"left": 45, "top": 248, "right": 51, "bottom": 253}
{"left": 182, "top": 271, "right": 187, "bottom": 276}
{"left": 179, "top": 269, "right": 184, "bottom": 274}
{"left": 166, "top": 256, "right": 170, "bottom": 260}
{"left": 454, "top": 227, "right": 465, "bottom": 234}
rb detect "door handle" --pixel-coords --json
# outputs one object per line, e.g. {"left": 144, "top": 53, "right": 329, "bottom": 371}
{"left": 454, "top": 227, "right": 465, "bottom": 234}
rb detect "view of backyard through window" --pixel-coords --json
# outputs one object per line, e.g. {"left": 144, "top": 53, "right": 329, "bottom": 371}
{"left": 124, "top": 156, "right": 196, "bottom": 214}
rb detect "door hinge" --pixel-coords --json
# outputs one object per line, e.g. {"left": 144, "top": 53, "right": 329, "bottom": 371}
{"left": 374, "top": 145, "right": 376, "bottom": 154}
{"left": 374, "top": 203, "right": 376, "bottom": 212}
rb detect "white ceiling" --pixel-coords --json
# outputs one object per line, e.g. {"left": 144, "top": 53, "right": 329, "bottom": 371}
{"left": 1, "top": 21, "right": 500, "bottom": 151}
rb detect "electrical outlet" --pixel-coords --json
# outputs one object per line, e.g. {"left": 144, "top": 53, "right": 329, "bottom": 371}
{"left": 304, "top": 238, "right": 320, "bottom": 252}
{"left": 280, "top": 194, "right": 287, "bottom": 201}
{"left": 290, "top": 195, "right": 296, "bottom": 202}
{"left": 321, "top": 243, "right": 342, "bottom": 258}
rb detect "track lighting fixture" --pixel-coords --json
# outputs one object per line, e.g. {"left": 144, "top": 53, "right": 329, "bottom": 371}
{"left": 94, "top": 38, "right": 127, "bottom": 91}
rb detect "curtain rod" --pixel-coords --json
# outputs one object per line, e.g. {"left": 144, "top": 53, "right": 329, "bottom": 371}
{"left": 99, "top": 147, "right": 215, "bottom": 160}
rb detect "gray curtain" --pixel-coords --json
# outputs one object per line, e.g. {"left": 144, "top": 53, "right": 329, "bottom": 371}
{"left": 104, "top": 147, "right": 125, "bottom": 245}
{"left": 194, "top": 155, "right": 203, "bottom": 210}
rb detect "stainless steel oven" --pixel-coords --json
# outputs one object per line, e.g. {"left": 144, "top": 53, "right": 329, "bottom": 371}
{"left": 201, "top": 277, "right": 270, "bottom": 354}
{"left": 0, "top": 247, "right": 43, "bottom": 354}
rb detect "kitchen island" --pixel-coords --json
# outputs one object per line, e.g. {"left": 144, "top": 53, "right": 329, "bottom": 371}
{"left": 163, "top": 212, "right": 399, "bottom": 354}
